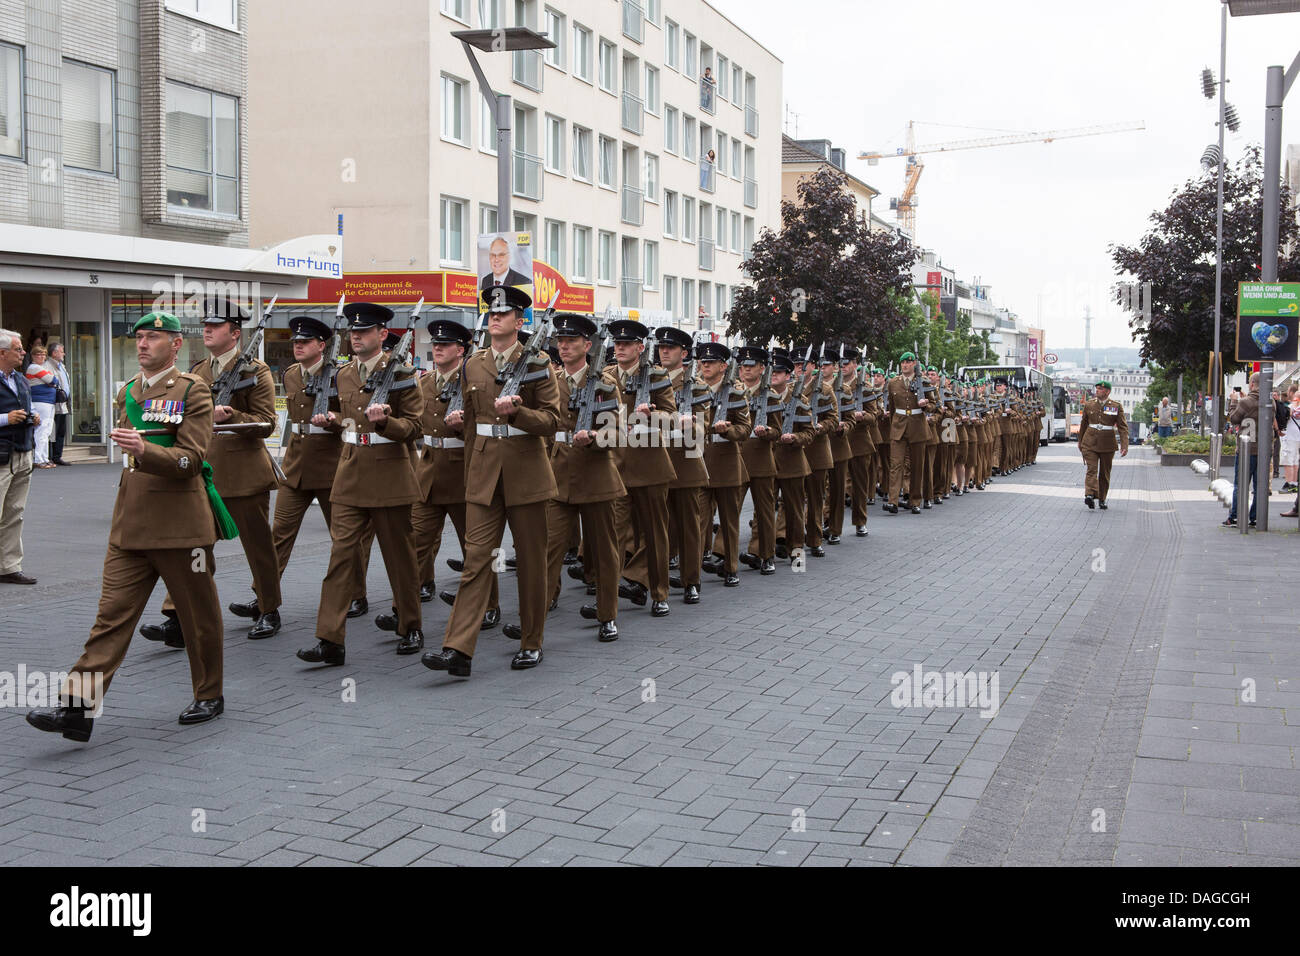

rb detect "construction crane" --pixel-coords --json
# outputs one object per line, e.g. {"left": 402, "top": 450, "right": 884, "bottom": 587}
{"left": 858, "top": 120, "right": 1146, "bottom": 239}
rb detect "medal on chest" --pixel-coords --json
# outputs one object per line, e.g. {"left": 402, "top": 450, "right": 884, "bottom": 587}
{"left": 142, "top": 398, "right": 185, "bottom": 423}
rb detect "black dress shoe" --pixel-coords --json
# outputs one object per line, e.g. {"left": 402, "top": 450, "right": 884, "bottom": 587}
{"left": 855, "top": 525, "right": 868, "bottom": 537}
{"left": 738, "top": 552, "right": 760, "bottom": 570}
{"left": 760, "top": 558, "right": 776, "bottom": 575}
{"left": 481, "top": 607, "right": 501, "bottom": 629}
{"left": 884, "top": 503, "right": 898, "bottom": 514}
{"left": 669, "top": 575, "right": 684, "bottom": 589}
{"left": 598, "top": 621, "right": 619, "bottom": 642}
{"left": 651, "top": 600, "right": 670, "bottom": 617}
{"left": 439, "top": 590, "right": 457, "bottom": 606}
{"left": 247, "top": 610, "right": 281, "bottom": 640}
{"left": 375, "top": 609, "right": 398, "bottom": 632}
{"left": 619, "top": 580, "right": 648, "bottom": 606}
{"left": 420, "top": 581, "right": 435, "bottom": 603}
{"left": 562, "top": 548, "right": 579, "bottom": 565}
{"left": 1098, "top": 501, "right": 1108, "bottom": 510}
{"left": 910, "top": 506, "right": 921, "bottom": 514}
{"left": 297, "top": 640, "right": 345, "bottom": 666}
{"left": 922, "top": 501, "right": 932, "bottom": 510}
{"left": 933, "top": 496, "right": 944, "bottom": 504}
{"left": 0, "top": 571, "right": 37, "bottom": 585}
{"left": 422, "top": 647, "right": 471, "bottom": 677}
{"left": 502, "top": 623, "right": 522, "bottom": 641}
{"left": 346, "top": 597, "right": 369, "bottom": 619}
{"left": 585, "top": 583, "right": 597, "bottom": 595}
{"left": 1222, "top": 516, "right": 1237, "bottom": 526}
{"left": 668, "top": 555, "right": 679, "bottom": 570}
{"left": 684, "top": 585, "right": 700, "bottom": 605}
{"left": 141, "top": 616, "right": 184, "bottom": 649}
{"left": 867, "top": 497, "right": 875, "bottom": 505}
{"left": 580, "top": 604, "right": 599, "bottom": 620}
{"left": 774, "top": 543, "right": 789, "bottom": 560}
{"left": 808, "top": 545, "right": 826, "bottom": 557}
{"left": 510, "top": 648, "right": 541, "bottom": 669}
{"left": 724, "top": 572, "right": 740, "bottom": 587}
{"left": 567, "top": 563, "right": 587, "bottom": 582}
{"left": 976, "top": 482, "right": 985, "bottom": 490}
{"left": 1085, "top": 495, "right": 1095, "bottom": 509}
{"left": 446, "top": 558, "right": 464, "bottom": 573}
{"left": 826, "top": 534, "right": 841, "bottom": 545}
{"left": 25, "top": 706, "right": 93, "bottom": 742}
{"left": 178, "top": 697, "right": 224, "bottom": 725}
{"left": 701, "top": 556, "right": 724, "bottom": 576}
{"left": 229, "top": 598, "right": 259, "bottom": 619}
{"left": 396, "top": 630, "right": 425, "bottom": 655}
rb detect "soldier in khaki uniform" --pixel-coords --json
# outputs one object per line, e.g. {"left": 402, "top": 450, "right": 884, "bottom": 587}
{"left": 819, "top": 347, "right": 853, "bottom": 543}
{"left": 769, "top": 350, "right": 817, "bottom": 559}
{"left": 1078, "top": 379, "right": 1129, "bottom": 509}
{"left": 737, "top": 345, "right": 782, "bottom": 573}
{"left": 296, "top": 302, "right": 426, "bottom": 665}
{"left": 886, "top": 351, "right": 930, "bottom": 514}
{"left": 655, "top": 326, "right": 709, "bottom": 606}
{"left": 27, "top": 313, "right": 226, "bottom": 740}
{"left": 841, "top": 350, "right": 875, "bottom": 537}
{"left": 802, "top": 351, "right": 838, "bottom": 555}
{"left": 423, "top": 286, "right": 561, "bottom": 677}
{"left": 697, "top": 341, "right": 752, "bottom": 586}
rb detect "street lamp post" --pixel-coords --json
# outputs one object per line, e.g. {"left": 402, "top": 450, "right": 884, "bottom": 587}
{"left": 1211, "top": 1, "right": 1229, "bottom": 480}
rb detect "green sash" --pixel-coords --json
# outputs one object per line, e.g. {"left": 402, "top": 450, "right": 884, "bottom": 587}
{"left": 125, "top": 382, "right": 239, "bottom": 540}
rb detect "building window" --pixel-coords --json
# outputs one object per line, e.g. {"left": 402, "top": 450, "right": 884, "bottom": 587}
{"left": 544, "top": 218, "right": 565, "bottom": 272}
{"left": 684, "top": 31, "right": 696, "bottom": 77}
{"left": 663, "top": 275, "right": 676, "bottom": 314}
{"left": 731, "top": 211, "right": 740, "bottom": 252}
{"left": 598, "top": 230, "right": 615, "bottom": 284}
{"left": 598, "top": 39, "right": 617, "bottom": 93}
{"left": 683, "top": 115, "right": 696, "bottom": 162}
{"left": 545, "top": 114, "right": 564, "bottom": 173}
{"left": 165, "top": 81, "right": 239, "bottom": 216}
{"left": 440, "top": 197, "right": 466, "bottom": 266}
{"left": 573, "top": 225, "right": 591, "bottom": 280}
{"left": 573, "top": 24, "right": 593, "bottom": 83}
{"left": 664, "top": 19, "right": 678, "bottom": 70}
{"left": 514, "top": 211, "right": 536, "bottom": 234}
{"left": 645, "top": 0, "right": 660, "bottom": 26}
{"left": 664, "top": 104, "right": 678, "bottom": 154}
{"left": 439, "top": 0, "right": 469, "bottom": 23}
{"left": 62, "top": 61, "right": 115, "bottom": 174}
{"left": 480, "top": 0, "right": 504, "bottom": 28}
{"left": 572, "top": 125, "right": 593, "bottom": 181}
{"left": 717, "top": 55, "right": 729, "bottom": 100}
{"left": 732, "top": 64, "right": 742, "bottom": 104}
{"left": 480, "top": 98, "right": 498, "bottom": 155}
{"left": 480, "top": 203, "right": 498, "bottom": 235}
{"left": 643, "top": 240, "right": 658, "bottom": 290}
{"left": 440, "top": 74, "right": 468, "bottom": 145}
{"left": 0, "top": 44, "right": 21, "bottom": 160}
{"left": 598, "top": 134, "right": 616, "bottom": 188}
{"left": 714, "top": 134, "right": 726, "bottom": 177}
{"left": 682, "top": 197, "right": 694, "bottom": 243}
{"left": 543, "top": 8, "right": 565, "bottom": 69}
{"left": 731, "top": 137, "right": 741, "bottom": 178}
{"left": 663, "top": 189, "right": 677, "bottom": 237}
{"left": 644, "top": 64, "right": 659, "bottom": 115}
{"left": 165, "top": 0, "right": 236, "bottom": 31}
{"left": 643, "top": 153, "right": 658, "bottom": 203}
{"left": 716, "top": 207, "right": 726, "bottom": 247}
{"left": 682, "top": 279, "right": 694, "bottom": 325}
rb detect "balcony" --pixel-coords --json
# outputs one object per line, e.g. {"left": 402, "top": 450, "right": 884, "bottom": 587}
{"left": 699, "top": 160, "right": 715, "bottom": 193}
{"left": 513, "top": 149, "right": 543, "bottom": 201}
{"left": 621, "top": 91, "right": 644, "bottom": 135}
{"left": 621, "top": 184, "right": 644, "bottom": 225}
{"left": 698, "top": 237, "right": 714, "bottom": 271}
{"left": 700, "top": 77, "right": 716, "bottom": 115}
{"left": 620, "top": 276, "right": 643, "bottom": 308}
{"left": 622, "top": 0, "right": 644, "bottom": 43}
{"left": 512, "top": 50, "right": 542, "bottom": 92}
{"left": 744, "top": 104, "right": 758, "bottom": 137}
{"left": 743, "top": 177, "right": 756, "bottom": 208}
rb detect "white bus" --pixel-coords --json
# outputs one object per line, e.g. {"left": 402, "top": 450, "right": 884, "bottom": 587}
{"left": 957, "top": 364, "right": 1066, "bottom": 444}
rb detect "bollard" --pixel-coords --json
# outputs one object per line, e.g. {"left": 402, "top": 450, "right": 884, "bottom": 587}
{"left": 1208, "top": 432, "right": 1221, "bottom": 482}
{"left": 1238, "top": 436, "right": 1251, "bottom": 535}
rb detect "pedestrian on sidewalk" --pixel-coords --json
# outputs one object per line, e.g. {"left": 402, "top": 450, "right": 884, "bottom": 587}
{"left": 1224, "top": 372, "right": 1284, "bottom": 527}
{"left": 25, "top": 343, "right": 57, "bottom": 468}
{"left": 45, "top": 342, "right": 71, "bottom": 466}
{"left": 0, "top": 328, "right": 38, "bottom": 585}
{"left": 1279, "top": 384, "right": 1300, "bottom": 494}
{"left": 1156, "top": 397, "right": 1173, "bottom": 438}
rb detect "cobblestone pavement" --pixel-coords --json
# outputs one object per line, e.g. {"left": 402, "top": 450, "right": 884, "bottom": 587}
{"left": 0, "top": 443, "right": 1295, "bottom": 866}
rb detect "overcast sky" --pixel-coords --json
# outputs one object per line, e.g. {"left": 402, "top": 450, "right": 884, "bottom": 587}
{"left": 709, "top": 0, "right": 1300, "bottom": 350}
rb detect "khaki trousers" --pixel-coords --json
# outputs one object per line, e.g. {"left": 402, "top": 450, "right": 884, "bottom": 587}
{"left": 164, "top": 491, "right": 281, "bottom": 615}
{"left": 746, "top": 475, "right": 776, "bottom": 559}
{"left": 804, "top": 469, "right": 828, "bottom": 546}
{"left": 316, "top": 502, "right": 420, "bottom": 644}
{"left": 623, "top": 484, "right": 670, "bottom": 602}
{"left": 702, "top": 485, "right": 744, "bottom": 573}
{"left": 889, "top": 440, "right": 926, "bottom": 505}
{"left": 849, "top": 454, "right": 871, "bottom": 526}
{"left": 778, "top": 476, "right": 808, "bottom": 550}
{"left": 667, "top": 486, "right": 704, "bottom": 587}
{"left": 0, "top": 450, "right": 32, "bottom": 574}
{"left": 547, "top": 498, "right": 620, "bottom": 622}
{"left": 1081, "top": 447, "right": 1115, "bottom": 500}
{"left": 826, "top": 460, "right": 848, "bottom": 535}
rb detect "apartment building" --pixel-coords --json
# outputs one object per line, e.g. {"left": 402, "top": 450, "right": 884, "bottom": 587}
{"left": 0, "top": 0, "right": 333, "bottom": 457}
{"left": 249, "top": 0, "right": 783, "bottom": 344}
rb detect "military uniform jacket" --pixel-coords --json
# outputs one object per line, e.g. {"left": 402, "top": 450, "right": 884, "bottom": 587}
{"left": 281, "top": 362, "right": 343, "bottom": 490}
{"left": 740, "top": 384, "right": 782, "bottom": 479}
{"left": 416, "top": 369, "right": 468, "bottom": 505}
{"left": 1078, "top": 398, "right": 1128, "bottom": 454}
{"left": 887, "top": 376, "right": 930, "bottom": 443}
{"left": 865, "top": 392, "right": 887, "bottom": 447}
{"left": 994, "top": 394, "right": 1015, "bottom": 434}
{"left": 773, "top": 383, "right": 815, "bottom": 480}
{"left": 803, "top": 380, "right": 839, "bottom": 471}
{"left": 666, "top": 366, "right": 710, "bottom": 489}
{"left": 824, "top": 382, "right": 854, "bottom": 462}
{"left": 461, "top": 343, "right": 561, "bottom": 507}
{"left": 605, "top": 362, "right": 677, "bottom": 488}
{"left": 551, "top": 366, "right": 625, "bottom": 505}
{"left": 191, "top": 354, "right": 276, "bottom": 498}
{"left": 844, "top": 379, "right": 876, "bottom": 456}
{"left": 112, "top": 371, "right": 216, "bottom": 550}
{"left": 702, "top": 380, "right": 752, "bottom": 487}
{"left": 330, "top": 354, "right": 425, "bottom": 507}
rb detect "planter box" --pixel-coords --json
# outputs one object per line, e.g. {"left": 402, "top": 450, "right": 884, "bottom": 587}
{"left": 1158, "top": 452, "right": 1237, "bottom": 468}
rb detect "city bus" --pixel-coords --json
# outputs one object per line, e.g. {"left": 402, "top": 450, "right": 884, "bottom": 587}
{"left": 956, "top": 364, "right": 1065, "bottom": 444}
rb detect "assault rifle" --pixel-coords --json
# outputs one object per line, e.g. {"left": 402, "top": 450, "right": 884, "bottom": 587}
{"left": 362, "top": 297, "right": 423, "bottom": 406}
{"left": 628, "top": 331, "right": 673, "bottom": 410}
{"left": 781, "top": 344, "right": 816, "bottom": 431}
{"left": 305, "top": 296, "right": 347, "bottom": 420}
{"left": 499, "top": 287, "right": 562, "bottom": 398}
{"left": 570, "top": 318, "right": 620, "bottom": 441}
{"left": 212, "top": 295, "right": 277, "bottom": 407}
{"left": 750, "top": 353, "right": 775, "bottom": 432}
{"left": 675, "top": 336, "right": 713, "bottom": 418}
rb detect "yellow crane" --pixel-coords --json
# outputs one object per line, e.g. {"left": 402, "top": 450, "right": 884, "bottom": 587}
{"left": 859, "top": 119, "right": 1146, "bottom": 239}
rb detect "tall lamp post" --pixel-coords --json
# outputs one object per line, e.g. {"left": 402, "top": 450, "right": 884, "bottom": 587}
{"left": 1227, "top": 0, "right": 1300, "bottom": 530}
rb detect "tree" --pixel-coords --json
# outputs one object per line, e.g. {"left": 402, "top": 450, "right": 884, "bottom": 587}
{"left": 1133, "top": 363, "right": 1184, "bottom": 426}
{"left": 728, "top": 165, "right": 918, "bottom": 348}
{"left": 1109, "top": 146, "right": 1300, "bottom": 379}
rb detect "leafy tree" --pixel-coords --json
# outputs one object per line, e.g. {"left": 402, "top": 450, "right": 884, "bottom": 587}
{"left": 1133, "top": 363, "right": 1185, "bottom": 426}
{"left": 1109, "top": 146, "right": 1300, "bottom": 379}
{"left": 728, "top": 165, "right": 918, "bottom": 348}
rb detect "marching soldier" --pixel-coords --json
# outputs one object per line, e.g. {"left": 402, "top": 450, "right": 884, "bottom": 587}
{"left": 545, "top": 312, "right": 624, "bottom": 641}
{"left": 1078, "top": 379, "right": 1129, "bottom": 510}
{"left": 737, "top": 345, "right": 781, "bottom": 572}
{"left": 801, "top": 349, "right": 837, "bottom": 555}
{"left": 296, "top": 302, "right": 426, "bottom": 666}
{"left": 841, "top": 349, "right": 874, "bottom": 537}
{"left": 820, "top": 347, "right": 853, "bottom": 543}
{"left": 886, "top": 351, "right": 930, "bottom": 514}
{"left": 27, "top": 312, "right": 226, "bottom": 739}
{"left": 869, "top": 366, "right": 889, "bottom": 502}
{"left": 656, "top": 326, "right": 710, "bottom": 605}
{"left": 422, "top": 285, "right": 561, "bottom": 677}
{"left": 698, "top": 341, "right": 752, "bottom": 586}
{"left": 769, "top": 349, "right": 817, "bottom": 560}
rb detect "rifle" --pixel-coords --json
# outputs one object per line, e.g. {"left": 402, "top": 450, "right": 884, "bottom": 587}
{"left": 830, "top": 345, "right": 844, "bottom": 420}
{"left": 362, "top": 297, "right": 423, "bottom": 406}
{"left": 305, "top": 296, "right": 347, "bottom": 420}
{"left": 570, "top": 320, "right": 620, "bottom": 442}
{"left": 674, "top": 336, "right": 713, "bottom": 418}
{"left": 212, "top": 295, "right": 277, "bottom": 407}
{"left": 750, "top": 353, "right": 775, "bottom": 431}
{"left": 781, "top": 344, "right": 816, "bottom": 432}
{"left": 498, "top": 287, "right": 561, "bottom": 399}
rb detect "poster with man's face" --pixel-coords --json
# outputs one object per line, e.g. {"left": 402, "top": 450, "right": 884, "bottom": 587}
{"left": 478, "top": 231, "right": 533, "bottom": 299}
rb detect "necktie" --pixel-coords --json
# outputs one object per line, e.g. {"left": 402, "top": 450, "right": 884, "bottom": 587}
{"left": 496, "top": 352, "right": 507, "bottom": 372}
{"left": 494, "top": 280, "right": 502, "bottom": 287}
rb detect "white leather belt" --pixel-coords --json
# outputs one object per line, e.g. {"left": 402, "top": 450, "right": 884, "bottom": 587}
{"left": 290, "top": 423, "right": 330, "bottom": 435}
{"left": 423, "top": 435, "right": 465, "bottom": 448}
{"left": 554, "top": 431, "right": 570, "bottom": 443}
{"left": 477, "top": 423, "right": 528, "bottom": 438}
{"left": 894, "top": 409, "right": 923, "bottom": 416}
{"left": 343, "top": 431, "right": 394, "bottom": 445}
{"left": 710, "top": 434, "right": 731, "bottom": 443}
{"left": 1091, "top": 424, "right": 1116, "bottom": 431}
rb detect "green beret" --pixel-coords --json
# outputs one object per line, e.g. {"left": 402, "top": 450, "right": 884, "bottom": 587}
{"left": 1095, "top": 380, "right": 1112, "bottom": 389}
{"left": 134, "top": 312, "right": 182, "bottom": 333}
{"left": 899, "top": 351, "right": 916, "bottom": 362}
